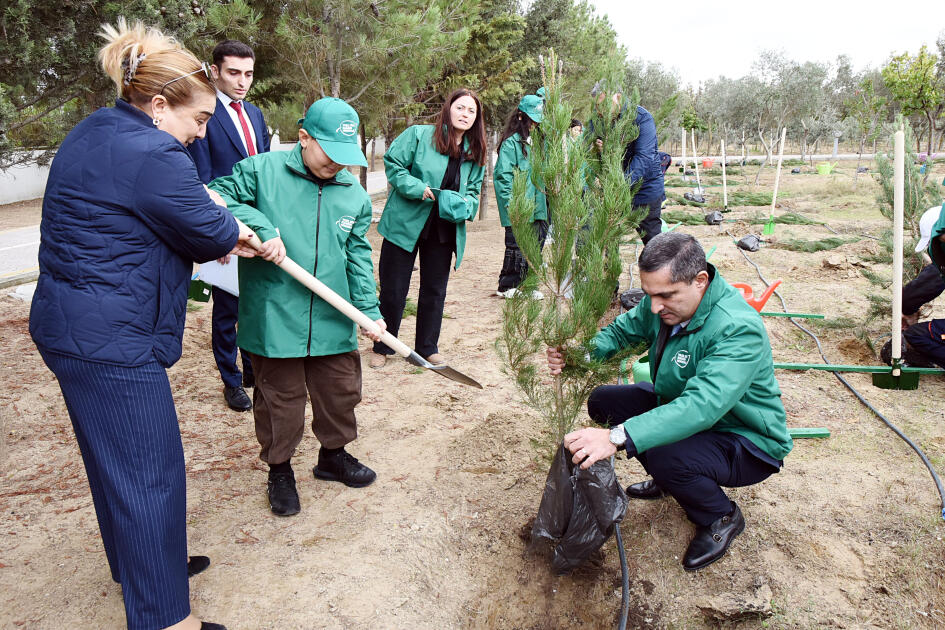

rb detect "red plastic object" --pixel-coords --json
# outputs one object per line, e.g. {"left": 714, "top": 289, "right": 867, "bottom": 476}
{"left": 731, "top": 280, "right": 782, "bottom": 312}
{"left": 702, "top": 158, "right": 714, "bottom": 169}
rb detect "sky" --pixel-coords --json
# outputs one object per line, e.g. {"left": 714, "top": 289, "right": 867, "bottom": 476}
{"left": 588, "top": 0, "right": 944, "bottom": 88}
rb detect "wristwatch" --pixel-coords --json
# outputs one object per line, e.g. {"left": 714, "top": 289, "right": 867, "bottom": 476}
{"left": 609, "top": 426, "right": 628, "bottom": 448}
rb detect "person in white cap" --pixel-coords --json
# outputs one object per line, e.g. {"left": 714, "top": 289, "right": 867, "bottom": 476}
{"left": 881, "top": 203, "right": 945, "bottom": 368}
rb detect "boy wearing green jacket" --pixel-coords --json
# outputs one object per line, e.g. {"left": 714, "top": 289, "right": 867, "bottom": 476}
{"left": 547, "top": 232, "right": 792, "bottom": 571}
{"left": 210, "top": 98, "right": 385, "bottom": 517}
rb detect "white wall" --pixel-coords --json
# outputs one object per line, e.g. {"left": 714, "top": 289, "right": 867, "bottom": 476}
{"left": 0, "top": 153, "right": 51, "bottom": 204}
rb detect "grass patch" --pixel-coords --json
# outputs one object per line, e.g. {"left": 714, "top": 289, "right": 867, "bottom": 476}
{"left": 403, "top": 297, "right": 417, "bottom": 317}
{"left": 810, "top": 316, "right": 857, "bottom": 330}
{"left": 666, "top": 192, "right": 706, "bottom": 208}
{"left": 769, "top": 237, "right": 859, "bottom": 252}
{"left": 747, "top": 211, "right": 822, "bottom": 225}
{"left": 186, "top": 301, "right": 205, "bottom": 312}
{"left": 728, "top": 190, "right": 776, "bottom": 206}
{"left": 661, "top": 210, "right": 710, "bottom": 225}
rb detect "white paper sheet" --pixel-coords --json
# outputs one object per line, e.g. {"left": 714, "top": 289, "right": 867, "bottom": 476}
{"left": 196, "top": 258, "right": 239, "bottom": 297}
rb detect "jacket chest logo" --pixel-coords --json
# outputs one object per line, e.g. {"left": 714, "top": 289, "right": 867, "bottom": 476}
{"left": 336, "top": 216, "right": 356, "bottom": 232}
{"left": 671, "top": 349, "right": 691, "bottom": 368}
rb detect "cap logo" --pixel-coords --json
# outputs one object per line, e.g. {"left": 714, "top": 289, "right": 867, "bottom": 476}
{"left": 536, "top": 103, "right": 544, "bottom": 112}
{"left": 337, "top": 120, "right": 357, "bottom": 136}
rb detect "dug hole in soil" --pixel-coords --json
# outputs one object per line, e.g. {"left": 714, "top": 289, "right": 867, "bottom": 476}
{"left": 2, "top": 166, "right": 945, "bottom": 629}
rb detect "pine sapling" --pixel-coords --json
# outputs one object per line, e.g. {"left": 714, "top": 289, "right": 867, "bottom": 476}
{"left": 497, "top": 50, "right": 643, "bottom": 454}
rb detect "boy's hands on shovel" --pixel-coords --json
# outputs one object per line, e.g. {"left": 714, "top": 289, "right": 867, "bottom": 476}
{"left": 360, "top": 319, "right": 387, "bottom": 343}
{"left": 255, "top": 236, "right": 286, "bottom": 263}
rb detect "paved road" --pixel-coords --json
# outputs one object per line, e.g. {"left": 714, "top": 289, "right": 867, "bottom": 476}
{"left": 0, "top": 226, "right": 39, "bottom": 286}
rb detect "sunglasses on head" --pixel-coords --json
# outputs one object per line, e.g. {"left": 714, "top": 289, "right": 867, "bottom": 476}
{"left": 158, "top": 62, "right": 212, "bottom": 94}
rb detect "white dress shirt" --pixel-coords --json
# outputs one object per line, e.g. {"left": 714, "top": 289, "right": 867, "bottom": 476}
{"left": 216, "top": 89, "right": 257, "bottom": 155}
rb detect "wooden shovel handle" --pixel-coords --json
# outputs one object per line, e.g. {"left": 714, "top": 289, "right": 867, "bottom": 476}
{"left": 244, "top": 234, "right": 413, "bottom": 357}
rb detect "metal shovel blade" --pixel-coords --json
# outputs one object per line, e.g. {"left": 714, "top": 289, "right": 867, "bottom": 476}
{"left": 405, "top": 351, "right": 483, "bottom": 389}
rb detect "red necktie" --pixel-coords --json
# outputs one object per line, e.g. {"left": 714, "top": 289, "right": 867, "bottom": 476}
{"left": 229, "top": 101, "right": 257, "bottom": 156}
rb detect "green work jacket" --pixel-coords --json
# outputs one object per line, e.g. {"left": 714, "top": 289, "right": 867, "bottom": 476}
{"left": 378, "top": 124, "right": 485, "bottom": 268}
{"left": 591, "top": 265, "right": 793, "bottom": 460}
{"left": 210, "top": 145, "right": 381, "bottom": 358}
{"left": 494, "top": 132, "right": 548, "bottom": 227}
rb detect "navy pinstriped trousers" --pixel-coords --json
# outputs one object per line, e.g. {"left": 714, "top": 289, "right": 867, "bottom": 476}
{"left": 39, "top": 349, "right": 190, "bottom": 630}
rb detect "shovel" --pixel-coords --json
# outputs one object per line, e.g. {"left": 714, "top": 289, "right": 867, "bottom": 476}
{"left": 245, "top": 234, "right": 483, "bottom": 389}
{"left": 764, "top": 127, "right": 787, "bottom": 235}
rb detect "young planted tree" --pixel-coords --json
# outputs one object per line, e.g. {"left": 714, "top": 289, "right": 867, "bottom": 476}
{"left": 497, "top": 52, "right": 642, "bottom": 452}
{"left": 858, "top": 117, "right": 944, "bottom": 347}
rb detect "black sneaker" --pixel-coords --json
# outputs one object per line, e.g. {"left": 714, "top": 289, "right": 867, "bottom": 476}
{"left": 267, "top": 470, "right": 300, "bottom": 516}
{"left": 313, "top": 449, "right": 376, "bottom": 488}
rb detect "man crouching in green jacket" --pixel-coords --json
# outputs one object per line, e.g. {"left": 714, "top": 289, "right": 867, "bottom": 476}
{"left": 211, "top": 98, "right": 385, "bottom": 516}
{"left": 547, "top": 232, "right": 792, "bottom": 571}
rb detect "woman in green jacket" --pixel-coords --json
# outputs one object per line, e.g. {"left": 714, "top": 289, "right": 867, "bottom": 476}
{"left": 494, "top": 94, "right": 547, "bottom": 297}
{"left": 371, "top": 89, "right": 487, "bottom": 367}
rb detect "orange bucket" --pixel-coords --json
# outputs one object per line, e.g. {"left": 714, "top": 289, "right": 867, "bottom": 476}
{"left": 702, "top": 158, "right": 714, "bottom": 169}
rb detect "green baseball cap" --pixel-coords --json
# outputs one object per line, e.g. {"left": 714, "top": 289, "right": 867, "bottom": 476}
{"left": 297, "top": 98, "right": 368, "bottom": 167}
{"left": 518, "top": 94, "right": 544, "bottom": 123}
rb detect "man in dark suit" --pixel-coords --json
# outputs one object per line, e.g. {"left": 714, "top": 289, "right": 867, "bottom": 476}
{"left": 189, "top": 40, "right": 270, "bottom": 411}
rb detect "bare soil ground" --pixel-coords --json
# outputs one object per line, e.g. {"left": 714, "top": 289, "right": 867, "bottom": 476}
{"left": 2, "top": 161, "right": 944, "bottom": 629}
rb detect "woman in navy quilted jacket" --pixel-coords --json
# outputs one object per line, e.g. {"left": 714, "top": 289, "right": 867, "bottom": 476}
{"left": 28, "top": 19, "right": 258, "bottom": 630}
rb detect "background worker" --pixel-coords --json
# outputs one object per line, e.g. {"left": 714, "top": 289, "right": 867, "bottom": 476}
{"left": 547, "top": 232, "right": 792, "bottom": 571}
{"left": 210, "top": 98, "right": 383, "bottom": 517}
{"left": 882, "top": 203, "right": 945, "bottom": 368}
{"left": 370, "top": 89, "right": 487, "bottom": 368}
{"left": 587, "top": 83, "right": 666, "bottom": 244}
{"left": 30, "top": 19, "right": 258, "bottom": 630}
{"left": 494, "top": 93, "right": 547, "bottom": 298}
{"left": 188, "top": 40, "right": 270, "bottom": 413}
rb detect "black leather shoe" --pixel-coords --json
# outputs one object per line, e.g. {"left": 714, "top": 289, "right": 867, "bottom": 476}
{"left": 625, "top": 479, "right": 668, "bottom": 500}
{"left": 267, "top": 471, "right": 300, "bottom": 516}
{"left": 683, "top": 503, "right": 745, "bottom": 572}
{"left": 187, "top": 555, "right": 210, "bottom": 578}
{"left": 223, "top": 385, "right": 252, "bottom": 411}
{"left": 313, "top": 450, "right": 376, "bottom": 488}
{"left": 200, "top": 623, "right": 227, "bottom": 630}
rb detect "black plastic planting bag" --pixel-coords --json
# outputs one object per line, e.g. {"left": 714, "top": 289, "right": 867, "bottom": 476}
{"left": 619, "top": 288, "right": 645, "bottom": 311}
{"left": 704, "top": 211, "right": 724, "bottom": 225}
{"left": 738, "top": 234, "right": 762, "bottom": 252}
{"left": 532, "top": 443, "right": 629, "bottom": 574}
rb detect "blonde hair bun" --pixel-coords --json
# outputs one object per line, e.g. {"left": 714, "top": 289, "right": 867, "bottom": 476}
{"left": 97, "top": 18, "right": 211, "bottom": 106}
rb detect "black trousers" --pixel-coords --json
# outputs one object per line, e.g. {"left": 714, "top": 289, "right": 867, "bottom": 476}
{"left": 497, "top": 220, "right": 549, "bottom": 292}
{"left": 211, "top": 287, "right": 254, "bottom": 388}
{"left": 903, "top": 319, "right": 945, "bottom": 369}
{"left": 588, "top": 383, "right": 780, "bottom": 526}
{"left": 635, "top": 198, "right": 663, "bottom": 245}
{"left": 374, "top": 236, "right": 453, "bottom": 358}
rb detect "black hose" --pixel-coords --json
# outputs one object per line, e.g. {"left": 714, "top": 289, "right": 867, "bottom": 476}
{"left": 615, "top": 525, "right": 630, "bottom": 630}
{"left": 734, "top": 247, "right": 945, "bottom": 520}
{"left": 612, "top": 455, "right": 631, "bottom": 630}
